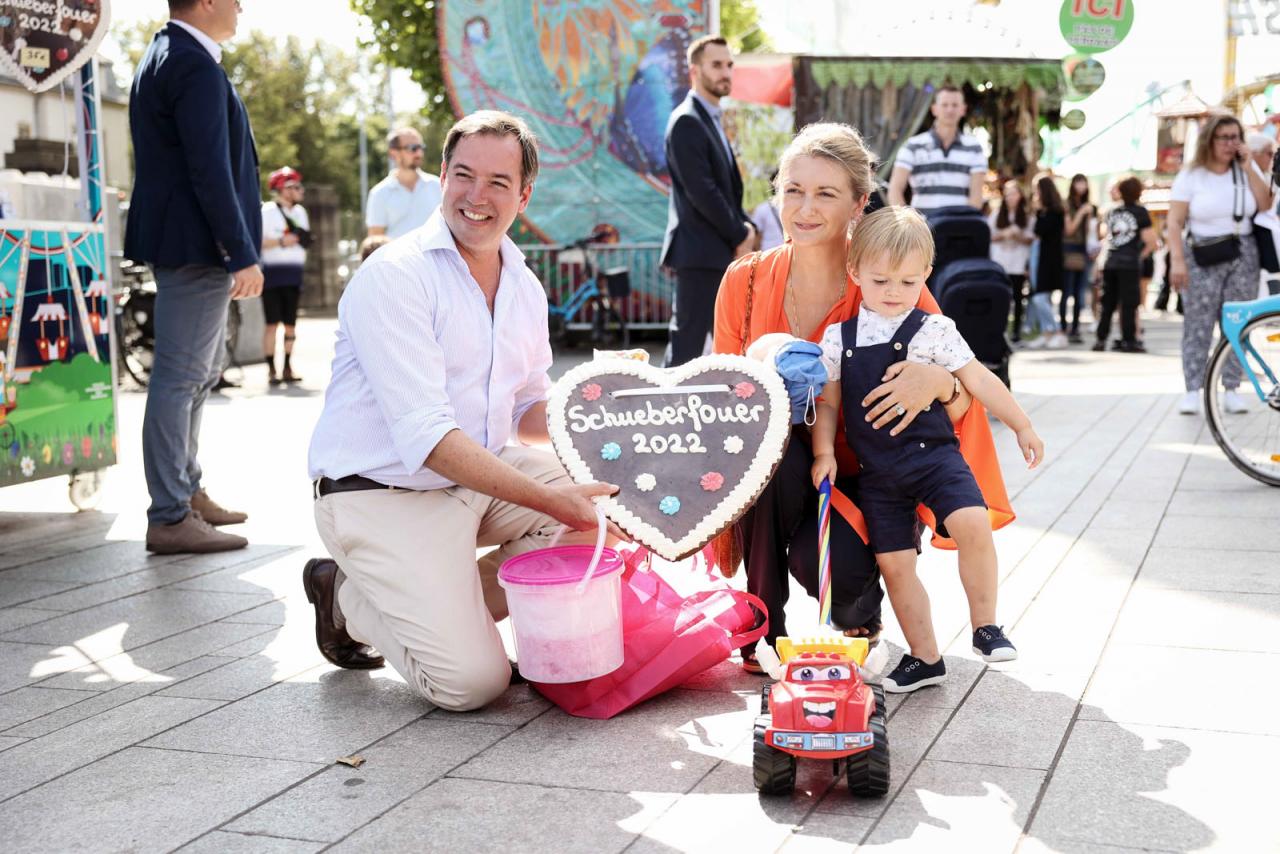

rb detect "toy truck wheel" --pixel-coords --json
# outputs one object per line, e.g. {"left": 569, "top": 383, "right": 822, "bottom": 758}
{"left": 753, "top": 716, "right": 796, "bottom": 795}
{"left": 846, "top": 710, "right": 890, "bottom": 797}
{"left": 760, "top": 684, "right": 772, "bottom": 714}
{"left": 872, "top": 683, "right": 886, "bottom": 715}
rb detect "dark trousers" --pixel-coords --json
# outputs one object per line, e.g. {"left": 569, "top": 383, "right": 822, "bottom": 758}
{"left": 1060, "top": 266, "right": 1089, "bottom": 334}
{"left": 142, "top": 264, "right": 231, "bottom": 524}
{"left": 1096, "top": 267, "right": 1140, "bottom": 344}
{"left": 1008, "top": 274, "right": 1028, "bottom": 342}
{"left": 664, "top": 267, "right": 723, "bottom": 367}
{"left": 737, "top": 428, "right": 882, "bottom": 651}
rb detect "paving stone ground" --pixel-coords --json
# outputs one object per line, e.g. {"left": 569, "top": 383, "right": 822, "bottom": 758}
{"left": 0, "top": 309, "right": 1276, "bottom": 853}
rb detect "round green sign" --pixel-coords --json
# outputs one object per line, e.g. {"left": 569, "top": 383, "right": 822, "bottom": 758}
{"left": 1062, "top": 109, "right": 1087, "bottom": 130}
{"left": 1068, "top": 56, "right": 1106, "bottom": 95}
{"left": 1059, "top": 0, "right": 1135, "bottom": 55}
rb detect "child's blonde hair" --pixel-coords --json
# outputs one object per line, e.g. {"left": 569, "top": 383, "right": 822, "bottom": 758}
{"left": 847, "top": 206, "right": 935, "bottom": 274}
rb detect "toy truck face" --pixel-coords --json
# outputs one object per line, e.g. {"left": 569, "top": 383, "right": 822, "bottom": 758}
{"left": 766, "top": 653, "right": 874, "bottom": 756}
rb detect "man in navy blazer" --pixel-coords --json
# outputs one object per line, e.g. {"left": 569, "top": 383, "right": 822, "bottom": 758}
{"left": 125, "top": 0, "right": 262, "bottom": 555}
{"left": 660, "top": 35, "right": 755, "bottom": 367}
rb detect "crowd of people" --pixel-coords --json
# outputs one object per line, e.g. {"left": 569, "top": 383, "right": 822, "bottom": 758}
{"left": 124, "top": 2, "right": 1276, "bottom": 714}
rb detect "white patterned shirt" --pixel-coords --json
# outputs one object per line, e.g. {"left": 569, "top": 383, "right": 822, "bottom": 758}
{"left": 818, "top": 309, "right": 975, "bottom": 383}
{"left": 308, "top": 212, "right": 552, "bottom": 490}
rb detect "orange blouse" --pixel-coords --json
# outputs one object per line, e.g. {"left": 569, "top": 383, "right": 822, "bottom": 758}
{"left": 712, "top": 243, "right": 1014, "bottom": 549}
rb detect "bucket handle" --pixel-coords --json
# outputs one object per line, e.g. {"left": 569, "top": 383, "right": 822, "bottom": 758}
{"left": 547, "top": 503, "right": 609, "bottom": 595}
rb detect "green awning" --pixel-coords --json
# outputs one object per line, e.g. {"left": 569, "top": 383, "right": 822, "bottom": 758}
{"left": 807, "top": 57, "right": 1066, "bottom": 97}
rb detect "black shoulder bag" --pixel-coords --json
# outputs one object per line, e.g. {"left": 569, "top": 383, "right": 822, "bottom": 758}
{"left": 1190, "top": 162, "right": 1243, "bottom": 267}
{"left": 277, "top": 203, "right": 314, "bottom": 250}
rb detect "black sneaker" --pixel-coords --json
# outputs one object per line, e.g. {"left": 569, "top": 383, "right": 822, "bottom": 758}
{"left": 973, "top": 625, "right": 1018, "bottom": 662}
{"left": 882, "top": 654, "right": 946, "bottom": 693}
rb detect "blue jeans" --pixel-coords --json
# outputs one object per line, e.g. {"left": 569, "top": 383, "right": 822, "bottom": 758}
{"left": 1060, "top": 248, "right": 1091, "bottom": 334}
{"left": 1027, "top": 291, "right": 1060, "bottom": 335}
{"left": 142, "top": 265, "right": 231, "bottom": 524}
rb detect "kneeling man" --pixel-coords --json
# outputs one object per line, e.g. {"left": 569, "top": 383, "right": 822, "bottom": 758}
{"left": 306, "top": 111, "right": 614, "bottom": 710}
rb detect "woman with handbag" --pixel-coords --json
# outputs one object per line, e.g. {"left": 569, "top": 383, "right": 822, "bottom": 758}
{"left": 711, "top": 123, "right": 1012, "bottom": 671}
{"left": 1168, "top": 114, "right": 1275, "bottom": 415}
{"left": 1061, "top": 174, "right": 1096, "bottom": 343}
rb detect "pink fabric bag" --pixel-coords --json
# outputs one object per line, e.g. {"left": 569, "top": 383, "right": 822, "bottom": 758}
{"left": 529, "top": 546, "right": 769, "bottom": 719}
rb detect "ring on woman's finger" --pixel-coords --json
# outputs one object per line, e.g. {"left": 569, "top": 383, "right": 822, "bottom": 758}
{"left": 893, "top": 404, "right": 906, "bottom": 417}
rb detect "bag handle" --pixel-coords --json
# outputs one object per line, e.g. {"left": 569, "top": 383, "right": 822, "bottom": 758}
{"left": 739, "top": 251, "right": 762, "bottom": 355}
{"left": 1232, "top": 160, "right": 1245, "bottom": 235}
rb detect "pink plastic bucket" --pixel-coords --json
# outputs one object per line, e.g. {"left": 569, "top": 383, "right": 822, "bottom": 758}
{"left": 498, "top": 539, "right": 625, "bottom": 684}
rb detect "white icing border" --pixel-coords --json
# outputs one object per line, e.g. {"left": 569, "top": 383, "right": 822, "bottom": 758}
{"left": 547, "top": 354, "right": 791, "bottom": 561}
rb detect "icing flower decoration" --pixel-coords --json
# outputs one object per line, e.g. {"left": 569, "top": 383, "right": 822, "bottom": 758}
{"left": 700, "top": 472, "right": 724, "bottom": 492}
{"left": 724, "top": 435, "right": 744, "bottom": 454}
{"left": 734, "top": 381, "right": 756, "bottom": 399}
{"left": 659, "top": 495, "right": 681, "bottom": 516}
{"left": 62, "top": 442, "right": 74, "bottom": 465}
{"left": 582, "top": 383, "right": 602, "bottom": 401}
{"left": 20, "top": 456, "right": 34, "bottom": 477}
{"left": 600, "top": 442, "right": 622, "bottom": 461}
{"left": 635, "top": 473, "right": 657, "bottom": 492}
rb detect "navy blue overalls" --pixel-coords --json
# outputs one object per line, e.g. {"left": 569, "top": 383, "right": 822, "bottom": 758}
{"left": 839, "top": 309, "right": 986, "bottom": 554}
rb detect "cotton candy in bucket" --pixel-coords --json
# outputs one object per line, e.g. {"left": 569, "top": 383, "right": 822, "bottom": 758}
{"left": 497, "top": 507, "right": 624, "bottom": 683}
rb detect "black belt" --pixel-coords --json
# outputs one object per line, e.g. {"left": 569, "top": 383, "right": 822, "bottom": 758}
{"left": 313, "top": 475, "right": 397, "bottom": 499}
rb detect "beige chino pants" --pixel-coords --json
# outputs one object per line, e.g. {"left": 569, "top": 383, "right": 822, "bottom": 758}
{"left": 313, "top": 446, "right": 593, "bottom": 711}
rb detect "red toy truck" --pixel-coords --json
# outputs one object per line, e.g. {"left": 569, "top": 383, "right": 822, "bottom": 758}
{"left": 753, "top": 636, "right": 889, "bottom": 796}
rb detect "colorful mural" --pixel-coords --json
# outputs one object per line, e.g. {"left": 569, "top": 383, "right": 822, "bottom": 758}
{"left": 439, "top": 0, "right": 709, "bottom": 245}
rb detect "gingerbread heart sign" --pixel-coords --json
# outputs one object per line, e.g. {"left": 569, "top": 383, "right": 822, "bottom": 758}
{"left": 548, "top": 355, "right": 792, "bottom": 561}
{"left": 0, "top": 0, "right": 111, "bottom": 94}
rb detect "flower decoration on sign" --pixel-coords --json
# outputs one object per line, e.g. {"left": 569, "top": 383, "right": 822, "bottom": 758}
{"left": 600, "top": 442, "right": 621, "bottom": 461}
{"left": 81, "top": 437, "right": 93, "bottom": 459}
{"left": 700, "top": 472, "right": 724, "bottom": 492}
{"left": 41, "top": 444, "right": 52, "bottom": 464}
{"left": 582, "top": 383, "right": 602, "bottom": 401}
{"left": 20, "top": 456, "right": 34, "bottom": 477}
{"left": 734, "top": 381, "right": 756, "bottom": 399}
{"left": 659, "top": 495, "right": 681, "bottom": 516}
{"left": 61, "top": 442, "right": 74, "bottom": 465}
{"left": 723, "top": 435, "right": 744, "bottom": 454}
{"left": 635, "top": 473, "right": 656, "bottom": 492}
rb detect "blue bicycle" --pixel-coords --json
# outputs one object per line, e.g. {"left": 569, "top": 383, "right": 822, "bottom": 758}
{"left": 1206, "top": 294, "right": 1280, "bottom": 486}
{"left": 547, "top": 227, "right": 631, "bottom": 350}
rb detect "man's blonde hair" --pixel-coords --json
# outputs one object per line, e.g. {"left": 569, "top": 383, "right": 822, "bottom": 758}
{"left": 847, "top": 206, "right": 935, "bottom": 273}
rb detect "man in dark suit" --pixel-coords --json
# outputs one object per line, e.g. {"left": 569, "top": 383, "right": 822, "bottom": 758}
{"left": 125, "top": 0, "right": 262, "bottom": 554}
{"left": 661, "top": 35, "right": 755, "bottom": 367}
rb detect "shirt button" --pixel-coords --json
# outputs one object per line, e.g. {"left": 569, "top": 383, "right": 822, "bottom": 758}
{"left": 893, "top": 343, "right": 903, "bottom": 351}
{"left": 845, "top": 349, "right": 853, "bottom": 357}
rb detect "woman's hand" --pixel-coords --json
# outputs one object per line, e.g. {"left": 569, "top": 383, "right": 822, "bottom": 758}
{"left": 1170, "top": 257, "right": 1188, "bottom": 292}
{"left": 811, "top": 453, "right": 839, "bottom": 489}
{"left": 862, "top": 361, "right": 952, "bottom": 436}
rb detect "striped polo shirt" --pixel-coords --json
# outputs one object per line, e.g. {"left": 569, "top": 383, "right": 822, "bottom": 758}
{"left": 894, "top": 129, "right": 987, "bottom": 212}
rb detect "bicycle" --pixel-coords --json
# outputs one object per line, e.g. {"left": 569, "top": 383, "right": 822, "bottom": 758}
{"left": 1205, "top": 293, "right": 1280, "bottom": 486}
{"left": 547, "top": 228, "right": 631, "bottom": 350}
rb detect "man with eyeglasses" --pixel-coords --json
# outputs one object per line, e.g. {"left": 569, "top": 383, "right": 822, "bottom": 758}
{"left": 366, "top": 127, "right": 444, "bottom": 240}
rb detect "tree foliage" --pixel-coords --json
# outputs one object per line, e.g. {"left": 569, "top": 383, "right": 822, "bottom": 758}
{"left": 348, "top": 0, "right": 453, "bottom": 133}
{"left": 721, "top": 0, "right": 772, "bottom": 54}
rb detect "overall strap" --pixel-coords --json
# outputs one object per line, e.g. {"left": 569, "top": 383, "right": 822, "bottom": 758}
{"left": 842, "top": 312, "right": 861, "bottom": 349}
{"left": 888, "top": 309, "right": 929, "bottom": 353}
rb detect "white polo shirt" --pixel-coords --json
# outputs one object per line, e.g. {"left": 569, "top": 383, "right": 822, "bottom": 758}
{"left": 895, "top": 129, "right": 987, "bottom": 212}
{"left": 365, "top": 169, "right": 444, "bottom": 239}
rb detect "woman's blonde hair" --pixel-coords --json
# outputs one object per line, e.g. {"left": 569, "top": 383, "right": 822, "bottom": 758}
{"left": 847, "top": 206, "right": 935, "bottom": 273}
{"left": 775, "top": 122, "right": 877, "bottom": 201}
{"left": 1191, "top": 114, "right": 1243, "bottom": 170}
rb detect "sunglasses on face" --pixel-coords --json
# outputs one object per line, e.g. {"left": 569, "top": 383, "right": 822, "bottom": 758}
{"left": 284, "top": 183, "right": 303, "bottom": 190}
{"left": 397, "top": 144, "right": 425, "bottom": 153}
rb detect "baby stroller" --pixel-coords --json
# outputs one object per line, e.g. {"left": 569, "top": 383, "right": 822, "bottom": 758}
{"left": 932, "top": 258, "right": 1014, "bottom": 388}
{"left": 925, "top": 206, "right": 990, "bottom": 292}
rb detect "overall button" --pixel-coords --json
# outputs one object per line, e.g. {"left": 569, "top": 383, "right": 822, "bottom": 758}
{"left": 919, "top": 442, "right": 926, "bottom": 449}
{"left": 893, "top": 342, "right": 903, "bottom": 351}
{"left": 845, "top": 349, "right": 853, "bottom": 357}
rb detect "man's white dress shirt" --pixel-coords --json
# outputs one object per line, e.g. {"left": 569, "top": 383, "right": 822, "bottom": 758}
{"left": 308, "top": 212, "right": 552, "bottom": 490}
{"left": 169, "top": 19, "right": 223, "bottom": 63}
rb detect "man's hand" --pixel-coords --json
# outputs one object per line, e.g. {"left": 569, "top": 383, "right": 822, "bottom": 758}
{"left": 539, "top": 481, "right": 620, "bottom": 532}
{"left": 734, "top": 222, "right": 757, "bottom": 259}
{"left": 230, "top": 264, "right": 264, "bottom": 300}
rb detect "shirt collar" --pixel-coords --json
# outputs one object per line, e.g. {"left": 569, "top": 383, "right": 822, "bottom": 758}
{"left": 415, "top": 210, "right": 527, "bottom": 269}
{"left": 692, "top": 91, "right": 722, "bottom": 122}
{"left": 169, "top": 19, "right": 223, "bottom": 63}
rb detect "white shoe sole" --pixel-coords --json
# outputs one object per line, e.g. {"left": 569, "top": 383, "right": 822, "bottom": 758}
{"left": 974, "top": 646, "right": 1018, "bottom": 663}
{"left": 882, "top": 673, "right": 947, "bottom": 694}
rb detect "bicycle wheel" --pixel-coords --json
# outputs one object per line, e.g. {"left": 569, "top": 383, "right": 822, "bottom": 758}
{"left": 116, "top": 292, "right": 155, "bottom": 387}
{"left": 1204, "top": 312, "right": 1280, "bottom": 487}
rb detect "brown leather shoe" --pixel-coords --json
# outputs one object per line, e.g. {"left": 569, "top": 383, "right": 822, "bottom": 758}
{"left": 146, "top": 512, "right": 248, "bottom": 554}
{"left": 302, "top": 558, "right": 385, "bottom": 670}
{"left": 190, "top": 489, "right": 248, "bottom": 526}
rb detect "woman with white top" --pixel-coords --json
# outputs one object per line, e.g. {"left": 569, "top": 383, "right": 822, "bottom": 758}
{"left": 989, "top": 181, "right": 1035, "bottom": 343}
{"left": 1168, "top": 115, "right": 1275, "bottom": 415}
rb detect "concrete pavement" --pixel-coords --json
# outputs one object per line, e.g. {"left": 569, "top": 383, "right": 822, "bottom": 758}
{"left": 0, "top": 310, "right": 1276, "bottom": 853}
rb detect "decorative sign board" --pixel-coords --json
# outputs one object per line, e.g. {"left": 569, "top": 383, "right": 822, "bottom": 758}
{"left": 0, "top": 0, "right": 111, "bottom": 93}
